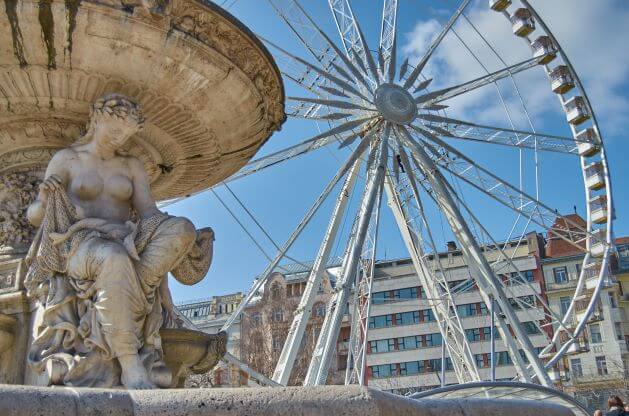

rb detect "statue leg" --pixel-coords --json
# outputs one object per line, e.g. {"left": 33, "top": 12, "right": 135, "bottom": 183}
{"left": 136, "top": 217, "right": 196, "bottom": 292}
{"left": 67, "top": 237, "right": 154, "bottom": 389}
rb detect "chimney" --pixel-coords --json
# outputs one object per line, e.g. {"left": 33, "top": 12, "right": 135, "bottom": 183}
{"left": 447, "top": 241, "right": 457, "bottom": 252}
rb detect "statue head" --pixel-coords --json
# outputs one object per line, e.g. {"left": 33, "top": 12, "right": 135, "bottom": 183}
{"left": 76, "top": 93, "right": 145, "bottom": 151}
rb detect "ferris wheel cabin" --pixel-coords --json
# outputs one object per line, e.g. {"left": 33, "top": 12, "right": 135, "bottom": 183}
{"left": 511, "top": 8, "right": 535, "bottom": 37}
{"left": 550, "top": 66, "right": 575, "bottom": 94}
{"left": 564, "top": 96, "right": 591, "bottom": 125}
{"left": 531, "top": 36, "right": 557, "bottom": 64}
{"left": 576, "top": 128, "right": 601, "bottom": 157}
{"left": 489, "top": 0, "right": 511, "bottom": 12}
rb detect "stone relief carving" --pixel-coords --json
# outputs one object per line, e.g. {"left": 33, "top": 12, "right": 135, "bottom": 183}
{"left": 0, "top": 171, "right": 41, "bottom": 250}
{"left": 24, "top": 94, "right": 215, "bottom": 389}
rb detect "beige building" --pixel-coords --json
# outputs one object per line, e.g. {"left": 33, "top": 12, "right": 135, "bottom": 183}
{"left": 541, "top": 216, "right": 628, "bottom": 409}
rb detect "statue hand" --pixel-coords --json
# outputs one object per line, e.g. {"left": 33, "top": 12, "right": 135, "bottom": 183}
{"left": 39, "top": 174, "right": 64, "bottom": 202}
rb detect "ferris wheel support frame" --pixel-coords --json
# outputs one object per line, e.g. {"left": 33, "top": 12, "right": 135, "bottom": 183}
{"left": 272, "top": 155, "right": 364, "bottom": 385}
{"left": 383, "top": 142, "right": 481, "bottom": 383}
{"left": 305, "top": 130, "right": 389, "bottom": 385}
{"left": 400, "top": 129, "right": 552, "bottom": 386}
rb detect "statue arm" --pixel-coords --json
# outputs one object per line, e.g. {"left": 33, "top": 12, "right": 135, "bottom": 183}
{"left": 130, "top": 158, "right": 160, "bottom": 219}
{"left": 27, "top": 150, "right": 70, "bottom": 227}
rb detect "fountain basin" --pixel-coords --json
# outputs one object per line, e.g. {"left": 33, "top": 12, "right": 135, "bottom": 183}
{"left": 0, "top": 0, "right": 285, "bottom": 199}
{"left": 160, "top": 328, "right": 227, "bottom": 388}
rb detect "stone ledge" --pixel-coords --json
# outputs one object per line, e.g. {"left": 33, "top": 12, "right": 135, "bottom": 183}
{"left": 0, "top": 384, "right": 575, "bottom": 416}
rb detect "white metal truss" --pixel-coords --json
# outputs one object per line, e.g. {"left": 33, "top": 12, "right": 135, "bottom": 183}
{"left": 305, "top": 128, "right": 390, "bottom": 385}
{"left": 378, "top": 0, "right": 397, "bottom": 81}
{"left": 383, "top": 170, "right": 480, "bottom": 384}
{"left": 272, "top": 154, "right": 364, "bottom": 385}
{"left": 344, "top": 181, "right": 383, "bottom": 385}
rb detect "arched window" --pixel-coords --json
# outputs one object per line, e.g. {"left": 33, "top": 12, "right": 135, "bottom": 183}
{"left": 272, "top": 307, "right": 284, "bottom": 322}
{"left": 314, "top": 302, "right": 326, "bottom": 318}
{"left": 270, "top": 282, "right": 282, "bottom": 300}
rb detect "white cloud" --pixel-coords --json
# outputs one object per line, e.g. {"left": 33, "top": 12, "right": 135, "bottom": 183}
{"left": 402, "top": 0, "right": 629, "bottom": 136}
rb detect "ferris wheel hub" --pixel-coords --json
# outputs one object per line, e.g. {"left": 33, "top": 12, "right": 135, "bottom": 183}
{"left": 374, "top": 83, "right": 417, "bottom": 124}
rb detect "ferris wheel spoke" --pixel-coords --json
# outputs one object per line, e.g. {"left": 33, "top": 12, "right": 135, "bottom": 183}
{"left": 219, "top": 138, "right": 372, "bottom": 332}
{"left": 413, "top": 116, "right": 580, "bottom": 155}
{"left": 262, "top": 36, "right": 370, "bottom": 103}
{"left": 416, "top": 55, "right": 545, "bottom": 107}
{"left": 434, "top": 174, "right": 577, "bottom": 339}
{"left": 415, "top": 135, "right": 605, "bottom": 255}
{"left": 402, "top": 0, "right": 471, "bottom": 90}
{"left": 328, "top": 0, "right": 377, "bottom": 87}
{"left": 378, "top": 0, "right": 398, "bottom": 82}
{"left": 273, "top": 0, "right": 375, "bottom": 95}
{"left": 288, "top": 96, "right": 375, "bottom": 112}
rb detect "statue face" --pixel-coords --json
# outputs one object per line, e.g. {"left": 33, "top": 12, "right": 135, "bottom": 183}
{"left": 92, "top": 113, "right": 141, "bottom": 151}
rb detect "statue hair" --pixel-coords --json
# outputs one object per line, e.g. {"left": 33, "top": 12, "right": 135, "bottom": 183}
{"left": 73, "top": 93, "right": 145, "bottom": 146}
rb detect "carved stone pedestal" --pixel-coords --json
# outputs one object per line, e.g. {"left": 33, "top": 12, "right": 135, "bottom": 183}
{"left": 0, "top": 171, "right": 41, "bottom": 384}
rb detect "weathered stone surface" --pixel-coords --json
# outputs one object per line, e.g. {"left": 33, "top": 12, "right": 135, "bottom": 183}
{"left": 0, "top": 0, "right": 285, "bottom": 202}
{"left": 0, "top": 384, "right": 576, "bottom": 416}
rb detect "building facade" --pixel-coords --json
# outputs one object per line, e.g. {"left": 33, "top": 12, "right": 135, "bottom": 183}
{"left": 364, "top": 233, "right": 550, "bottom": 393}
{"left": 176, "top": 219, "right": 627, "bottom": 401}
{"left": 541, "top": 216, "right": 628, "bottom": 410}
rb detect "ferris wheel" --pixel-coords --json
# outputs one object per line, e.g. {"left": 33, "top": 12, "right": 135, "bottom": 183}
{"left": 172, "top": 0, "right": 614, "bottom": 388}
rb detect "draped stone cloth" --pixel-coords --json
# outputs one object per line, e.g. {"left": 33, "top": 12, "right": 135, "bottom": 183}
{"left": 24, "top": 188, "right": 213, "bottom": 387}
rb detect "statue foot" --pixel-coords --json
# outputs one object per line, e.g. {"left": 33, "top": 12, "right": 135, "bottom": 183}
{"left": 118, "top": 354, "right": 157, "bottom": 390}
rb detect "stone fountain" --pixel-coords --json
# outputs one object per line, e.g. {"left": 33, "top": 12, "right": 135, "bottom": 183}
{"left": 0, "top": 0, "right": 283, "bottom": 388}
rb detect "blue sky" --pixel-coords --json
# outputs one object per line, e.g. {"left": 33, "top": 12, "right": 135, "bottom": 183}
{"left": 167, "top": 0, "right": 629, "bottom": 303}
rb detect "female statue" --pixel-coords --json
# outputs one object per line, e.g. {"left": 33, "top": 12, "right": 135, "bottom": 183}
{"left": 25, "top": 94, "right": 214, "bottom": 389}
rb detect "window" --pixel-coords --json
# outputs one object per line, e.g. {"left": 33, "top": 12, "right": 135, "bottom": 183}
{"left": 420, "top": 309, "right": 434, "bottom": 322}
{"left": 370, "top": 339, "right": 395, "bottom": 353}
{"left": 590, "top": 323, "right": 602, "bottom": 343}
{"left": 372, "top": 291, "right": 390, "bottom": 304}
{"left": 427, "top": 358, "right": 441, "bottom": 373}
{"left": 313, "top": 303, "right": 326, "bottom": 317}
{"left": 595, "top": 356, "right": 608, "bottom": 376}
{"left": 399, "top": 361, "right": 421, "bottom": 376}
{"left": 395, "top": 287, "right": 418, "bottom": 301}
{"left": 608, "top": 292, "right": 617, "bottom": 308}
{"left": 371, "top": 364, "right": 396, "bottom": 378}
{"left": 523, "top": 321, "right": 541, "bottom": 335}
{"left": 570, "top": 358, "right": 583, "bottom": 377}
{"left": 369, "top": 314, "right": 393, "bottom": 329}
{"left": 475, "top": 354, "right": 487, "bottom": 368}
{"left": 424, "top": 333, "right": 442, "bottom": 347}
{"left": 560, "top": 296, "right": 571, "bottom": 315}
{"left": 496, "top": 351, "right": 512, "bottom": 366}
{"left": 271, "top": 308, "right": 284, "bottom": 322}
{"left": 397, "top": 311, "right": 420, "bottom": 325}
{"left": 251, "top": 312, "right": 261, "bottom": 325}
{"left": 510, "top": 270, "right": 534, "bottom": 284}
{"left": 466, "top": 328, "right": 481, "bottom": 342}
{"left": 271, "top": 282, "right": 282, "bottom": 300}
{"left": 398, "top": 336, "right": 420, "bottom": 350}
{"left": 614, "top": 322, "right": 623, "bottom": 341}
{"left": 575, "top": 262, "right": 582, "bottom": 276}
{"left": 272, "top": 334, "right": 283, "bottom": 351}
{"left": 553, "top": 267, "right": 568, "bottom": 284}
